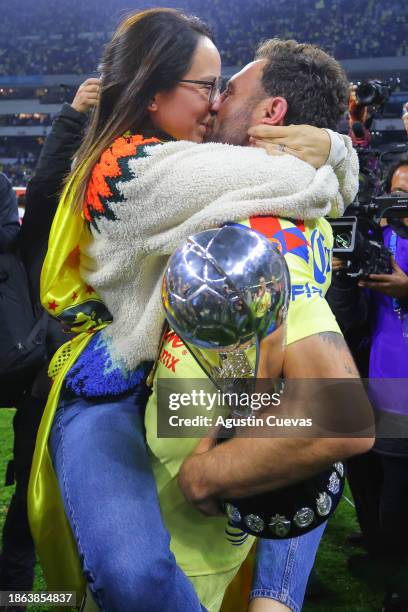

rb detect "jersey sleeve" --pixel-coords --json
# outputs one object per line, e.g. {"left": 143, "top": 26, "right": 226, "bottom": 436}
{"left": 284, "top": 217, "right": 341, "bottom": 345}
{"left": 286, "top": 289, "right": 341, "bottom": 346}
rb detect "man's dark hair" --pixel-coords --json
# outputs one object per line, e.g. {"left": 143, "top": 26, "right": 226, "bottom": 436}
{"left": 255, "top": 39, "right": 349, "bottom": 130}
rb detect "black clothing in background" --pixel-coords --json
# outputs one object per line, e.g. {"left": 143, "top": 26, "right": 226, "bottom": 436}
{"left": 0, "top": 103, "right": 87, "bottom": 594}
{"left": 327, "top": 260, "right": 408, "bottom": 565}
{"left": 0, "top": 173, "right": 20, "bottom": 252}
{"left": 326, "top": 273, "right": 370, "bottom": 377}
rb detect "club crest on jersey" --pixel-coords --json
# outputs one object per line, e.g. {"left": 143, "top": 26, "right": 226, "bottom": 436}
{"left": 249, "top": 216, "right": 310, "bottom": 263}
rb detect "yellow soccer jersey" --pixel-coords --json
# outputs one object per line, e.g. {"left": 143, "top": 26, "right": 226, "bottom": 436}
{"left": 144, "top": 216, "right": 341, "bottom": 596}
{"left": 240, "top": 216, "right": 340, "bottom": 344}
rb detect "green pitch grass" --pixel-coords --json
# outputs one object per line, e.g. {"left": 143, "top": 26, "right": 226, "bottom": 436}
{"left": 0, "top": 409, "right": 384, "bottom": 611}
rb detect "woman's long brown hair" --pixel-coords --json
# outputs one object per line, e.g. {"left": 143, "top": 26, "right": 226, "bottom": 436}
{"left": 65, "top": 8, "right": 212, "bottom": 213}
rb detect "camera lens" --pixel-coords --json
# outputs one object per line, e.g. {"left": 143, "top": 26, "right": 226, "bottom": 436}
{"left": 356, "top": 82, "right": 376, "bottom": 105}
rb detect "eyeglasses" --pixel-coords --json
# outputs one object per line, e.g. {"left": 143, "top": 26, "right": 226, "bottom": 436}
{"left": 179, "top": 76, "right": 222, "bottom": 104}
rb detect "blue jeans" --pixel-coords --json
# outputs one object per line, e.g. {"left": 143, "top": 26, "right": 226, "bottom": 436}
{"left": 250, "top": 522, "right": 326, "bottom": 612}
{"left": 49, "top": 390, "right": 207, "bottom": 612}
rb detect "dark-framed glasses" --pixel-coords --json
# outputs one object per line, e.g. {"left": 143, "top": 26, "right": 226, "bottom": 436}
{"left": 179, "top": 76, "right": 222, "bottom": 104}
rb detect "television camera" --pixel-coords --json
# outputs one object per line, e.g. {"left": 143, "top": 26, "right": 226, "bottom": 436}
{"left": 329, "top": 195, "right": 408, "bottom": 278}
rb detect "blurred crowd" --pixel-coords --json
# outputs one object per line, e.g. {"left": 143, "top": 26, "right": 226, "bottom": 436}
{"left": 0, "top": 0, "right": 407, "bottom": 75}
{"left": 0, "top": 115, "right": 51, "bottom": 127}
{"left": 0, "top": 146, "right": 38, "bottom": 187}
{"left": 0, "top": 0, "right": 407, "bottom": 187}
{"left": 0, "top": 162, "right": 35, "bottom": 187}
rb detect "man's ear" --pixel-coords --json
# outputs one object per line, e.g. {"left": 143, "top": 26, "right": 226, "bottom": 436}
{"left": 263, "top": 96, "right": 288, "bottom": 126}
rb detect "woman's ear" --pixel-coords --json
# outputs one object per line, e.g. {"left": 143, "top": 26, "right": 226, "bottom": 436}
{"left": 148, "top": 98, "right": 158, "bottom": 112}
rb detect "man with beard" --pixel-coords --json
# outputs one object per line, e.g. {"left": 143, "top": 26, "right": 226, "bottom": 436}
{"left": 144, "top": 39, "right": 372, "bottom": 612}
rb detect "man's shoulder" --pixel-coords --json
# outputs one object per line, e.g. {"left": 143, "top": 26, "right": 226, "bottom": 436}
{"left": 238, "top": 215, "right": 332, "bottom": 253}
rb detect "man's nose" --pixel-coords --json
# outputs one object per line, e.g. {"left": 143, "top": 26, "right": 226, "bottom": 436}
{"left": 210, "top": 95, "right": 222, "bottom": 113}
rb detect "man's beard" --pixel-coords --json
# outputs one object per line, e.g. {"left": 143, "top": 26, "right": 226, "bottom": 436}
{"left": 205, "top": 104, "right": 256, "bottom": 146}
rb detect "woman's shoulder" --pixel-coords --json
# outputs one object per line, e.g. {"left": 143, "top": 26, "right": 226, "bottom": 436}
{"left": 95, "top": 133, "right": 165, "bottom": 174}
{"left": 100, "top": 133, "right": 163, "bottom": 165}
{"left": 84, "top": 134, "right": 163, "bottom": 227}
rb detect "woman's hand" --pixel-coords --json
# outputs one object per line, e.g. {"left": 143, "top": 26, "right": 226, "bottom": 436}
{"left": 71, "top": 77, "right": 101, "bottom": 114}
{"left": 248, "top": 122, "right": 331, "bottom": 169}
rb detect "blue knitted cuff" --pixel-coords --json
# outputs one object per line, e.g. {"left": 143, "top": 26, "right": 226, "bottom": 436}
{"left": 65, "top": 332, "right": 152, "bottom": 397}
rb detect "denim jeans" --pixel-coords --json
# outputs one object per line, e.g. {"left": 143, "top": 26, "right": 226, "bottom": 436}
{"left": 49, "top": 390, "right": 207, "bottom": 612}
{"left": 250, "top": 521, "right": 327, "bottom": 612}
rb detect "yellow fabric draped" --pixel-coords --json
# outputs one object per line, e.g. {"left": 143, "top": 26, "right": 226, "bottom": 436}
{"left": 29, "top": 167, "right": 111, "bottom": 602}
{"left": 40, "top": 178, "right": 110, "bottom": 332}
{"left": 220, "top": 550, "right": 255, "bottom": 612}
{"left": 29, "top": 135, "right": 162, "bottom": 603}
{"left": 28, "top": 333, "right": 93, "bottom": 602}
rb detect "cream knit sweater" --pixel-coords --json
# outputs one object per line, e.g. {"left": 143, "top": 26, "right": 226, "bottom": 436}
{"left": 80, "top": 135, "right": 358, "bottom": 370}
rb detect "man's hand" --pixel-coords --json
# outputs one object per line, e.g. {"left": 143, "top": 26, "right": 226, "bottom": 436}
{"left": 176, "top": 332, "right": 373, "bottom": 506}
{"left": 247, "top": 123, "right": 331, "bottom": 169}
{"left": 358, "top": 257, "right": 408, "bottom": 300}
{"left": 178, "top": 436, "right": 224, "bottom": 516}
{"left": 71, "top": 78, "right": 100, "bottom": 114}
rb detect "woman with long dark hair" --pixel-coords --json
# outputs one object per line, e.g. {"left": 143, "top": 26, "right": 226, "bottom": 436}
{"left": 28, "top": 8, "right": 357, "bottom": 611}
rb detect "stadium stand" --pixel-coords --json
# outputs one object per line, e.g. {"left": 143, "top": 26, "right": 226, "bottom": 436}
{"left": 0, "top": 0, "right": 406, "bottom": 185}
{"left": 0, "top": 0, "right": 407, "bottom": 75}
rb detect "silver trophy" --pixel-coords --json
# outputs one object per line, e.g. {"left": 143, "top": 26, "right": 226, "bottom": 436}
{"left": 162, "top": 224, "right": 344, "bottom": 538}
{"left": 162, "top": 224, "right": 290, "bottom": 387}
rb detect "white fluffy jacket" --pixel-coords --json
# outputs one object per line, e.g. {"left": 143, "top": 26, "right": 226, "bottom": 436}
{"left": 80, "top": 136, "right": 358, "bottom": 370}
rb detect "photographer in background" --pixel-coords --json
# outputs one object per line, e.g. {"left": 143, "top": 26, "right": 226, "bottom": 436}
{"left": 328, "top": 157, "right": 408, "bottom": 612}
{"left": 358, "top": 158, "right": 408, "bottom": 326}
{"left": 348, "top": 83, "right": 371, "bottom": 149}
{"left": 0, "top": 78, "right": 99, "bottom": 606}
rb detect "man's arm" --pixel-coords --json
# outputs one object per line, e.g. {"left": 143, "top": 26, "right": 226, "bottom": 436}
{"left": 178, "top": 331, "right": 374, "bottom": 514}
